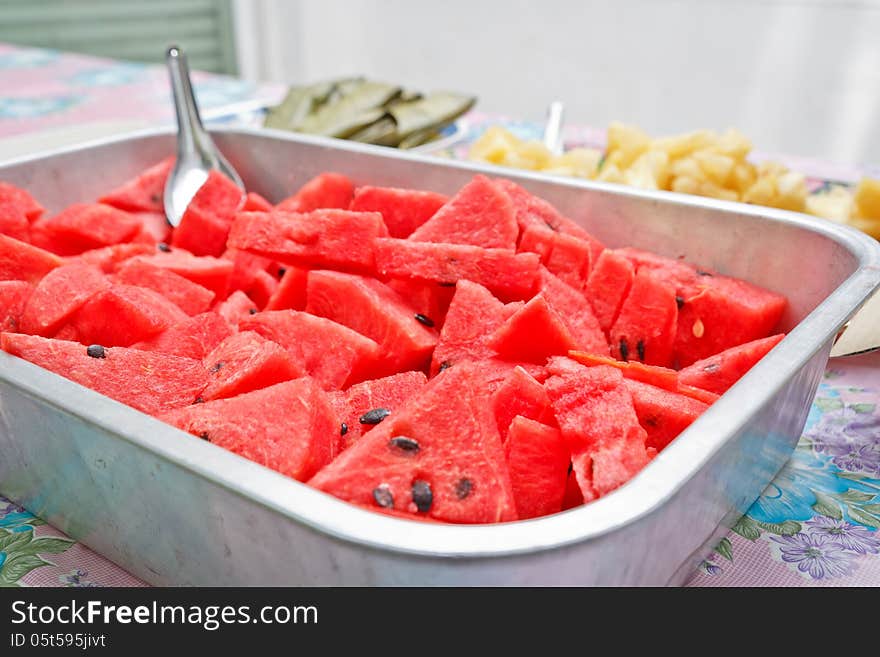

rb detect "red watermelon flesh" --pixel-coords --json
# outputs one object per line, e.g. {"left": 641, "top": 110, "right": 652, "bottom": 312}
{"left": 673, "top": 275, "right": 787, "bottom": 368}
{"left": 246, "top": 269, "right": 278, "bottom": 310}
{"left": 200, "top": 330, "right": 303, "bottom": 401}
{"left": 215, "top": 290, "right": 258, "bottom": 325}
{"left": 586, "top": 249, "right": 635, "bottom": 333}
{"left": 349, "top": 185, "right": 448, "bottom": 238}
{"left": 492, "top": 365, "right": 555, "bottom": 439}
{"left": 568, "top": 350, "right": 678, "bottom": 390}
{"left": 309, "top": 362, "right": 518, "bottom": 523}
{"left": 0, "top": 281, "right": 33, "bottom": 332}
{"left": 0, "top": 234, "right": 63, "bottom": 283}
{"left": 334, "top": 370, "right": 428, "bottom": 449}
{"left": 385, "top": 278, "right": 455, "bottom": 329}
{"left": 616, "top": 247, "right": 700, "bottom": 295}
{"left": 677, "top": 384, "right": 720, "bottom": 405}
{"left": 374, "top": 238, "right": 540, "bottom": 302}
{"left": 1, "top": 332, "right": 207, "bottom": 416}
{"left": 0, "top": 181, "right": 44, "bottom": 222}
{"left": 20, "top": 263, "right": 109, "bottom": 336}
{"left": 544, "top": 232, "right": 594, "bottom": 289}
{"left": 242, "top": 192, "right": 273, "bottom": 212}
{"left": 408, "top": 175, "right": 517, "bottom": 249}
{"left": 130, "top": 211, "right": 171, "bottom": 244}
{"left": 544, "top": 358, "right": 651, "bottom": 498}
{"left": 430, "top": 279, "right": 522, "bottom": 375}
{"left": 0, "top": 202, "right": 29, "bottom": 242}
{"left": 517, "top": 224, "right": 556, "bottom": 261}
{"left": 31, "top": 204, "right": 141, "bottom": 255}
{"left": 98, "top": 157, "right": 173, "bottom": 213}
{"left": 171, "top": 170, "right": 244, "bottom": 257}
{"left": 228, "top": 209, "right": 387, "bottom": 272}
{"left": 276, "top": 172, "right": 354, "bottom": 213}
{"left": 240, "top": 310, "right": 380, "bottom": 389}
{"left": 132, "top": 311, "right": 234, "bottom": 360}
{"left": 306, "top": 270, "right": 437, "bottom": 374}
{"left": 222, "top": 248, "right": 274, "bottom": 295}
{"left": 679, "top": 333, "right": 785, "bottom": 395}
{"left": 131, "top": 251, "right": 232, "bottom": 299}
{"left": 505, "top": 416, "right": 569, "bottom": 519}
{"left": 160, "top": 377, "right": 338, "bottom": 481}
{"left": 624, "top": 379, "right": 708, "bottom": 451}
{"left": 114, "top": 259, "right": 214, "bottom": 315}
{"left": 539, "top": 267, "right": 607, "bottom": 355}
{"left": 610, "top": 269, "right": 678, "bottom": 367}
{"left": 562, "top": 468, "right": 585, "bottom": 509}
{"left": 70, "top": 284, "right": 187, "bottom": 347}
{"left": 265, "top": 265, "right": 308, "bottom": 311}
{"left": 489, "top": 295, "right": 578, "bottom": 365}
{"left": 72, "top": 243, "right": 154, "bottom": 273}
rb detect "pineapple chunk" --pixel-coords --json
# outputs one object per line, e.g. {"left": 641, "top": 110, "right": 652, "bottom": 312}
{"left": 854, "top": 177, "right": 880, "bottom": 220}
{"left": 606, "top": 122, "right": 651, "bottom": 169}
{"left": 805, "top": 186, "right": 854, "bottom": 223}
{"left": 694, "top": 151, "right": 735, "bottom": 186}
{"left": 653, "top": 130, "right": 715, "bottom": 159}
{"left": 549, "top": 147, "right": 602, "bottom": 179}
{"left": 469, "top": 126, "right": 520, "bottom": 164}
{"left": 623, "top": 150, "right": 670, "bottom": 190}
{"left": 596, "top": 163, "right": 625, "bottom": 184}
{"left": 671, "top": 175, "right": 700, "bottom": 195}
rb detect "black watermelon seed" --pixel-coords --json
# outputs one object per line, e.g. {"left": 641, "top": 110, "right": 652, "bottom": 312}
{"left": 157, "top": 242, "right": 171, "bottom": 252}
{"left": 636, "top": 339, "right": 646, "bottom": 362}
{"left": 277, "top": 267, "right": 287, "bottom": 277}
{"left": 412, "top": 480, "right": 433, "bottom": 513}
{"left": 150, "top": 193, "right": 161, "bottom": 204}
{"left": 340, "top": 422, "right": 349, "bottom": 436}
{"left": 193, "top": 396, "right": 205, "bottom": 404}
{"left": 414, "top": 313, "right": 434, "bottom": 327}
{"left": 544, "top": 220, "right": 559, "bottom": 232}
{"left": 248, "top": 308, "right": 258, "bottom": 315}
{"left": 198, "top": 431, "right": 211, "bottom": 442}
{"left": 645, "top": 416, "right": 659, "bottom": 427}
{"left": 675, "top": 295, "right": 685, "bottom": 309}
{"left": 86, "top": 344, "right": 106, "bottom": 359}
{"left": 455, "top": 478, "right": 473, "bottom": 500}
{"left": 438, "top": 360, "right": 452, "bottom": 372}
{"left": 438, "top": 281, "right": 456, "bottom": 287}
{"left": 619, "top": 338, "right": 630, "bottom": 362}
{"left": 209, "top": 361, "right": 224, "bottom": 373}
{"left": 567, "top": 462, "right": 573, "bottom": 475}
{"left": 372, "top": 484, "right": 394, "bottom": 509}
{"left": 389, "top": 436, "right": 420, "bottom": 454}
{"left": 703, "top": 363, "right": 721, "bottom": 373}
{"left": 360, "top": 408, "right": 391, "bottom": 425}
{"left": 696, "top": 269, "right": 714, "bottom": 277}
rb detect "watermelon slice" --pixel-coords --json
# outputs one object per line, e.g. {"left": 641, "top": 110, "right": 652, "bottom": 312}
{"left": 331, "top": 370, "right": 428, "bottom": 449}
{"left": 240, "top": 310, "right": 380, "bottom": 389}
{"left": 161, "top": 378, "right": 338, "bottom": 481}
{"left": 505, "top": 416, "right": 569, "bottom": 519}
{"left": 491, "top": 365, "right": 555, "bottom": 439}
{"left": 114, "top": 259, "right": 215, "bottom": 315}
{"left": 385, "top": 278, "right": 455, "bottom": 329}
{"left": 265, "top": 265, "right": 308, "bottom": 311}
{"left": 586, "top": 250, "right": 635, "bottom": 333}
{"left": 0, "top": 280, "right": 33, "bottom": 332}
{"left": 20, "top": 263, "right": 109, "bottom": 336}
{"left": 616, "top": 247, "right": 700, "bottom": 294}
{"left": 624, "top": 379, "right": 708, "bottom": 451}
{"left": 98, "top": 157, "right": 173, "bottom": 213}
{"left": 132, "top": 312, "right": 234, "bottom": 360}
{"left": 562, "top": 467, "right": 584, "bottom": 510}
{"left": 276, "top": 173, "right": 354, "bottom": 213}
{"left": 489, "top": 295, "right": 578, "bottom": 365}
{"left": 306, "top": 270, "right": 437, "bottom": 373}
{"left": 129, "top": 211, "right": 171, "bottom": 245}
{"left": 242, "top": 192, "right": 273, "bottom": 212}
{"left": 70, "top": 284, "right": 188, "bottom": 347}
{"left": 539, "top": 268, "right": 607, "bottom": 354}
{"left": 517, "top": 224, "right": 556, "bottom": 261}
{"left": 222, "top": 247, "right": 274, "bottom": 295}
{"left": 678, "top": 333, "right": 785, "bottom": 394}
{"left": 1, "top": 333, "right": 207, "bottom": 416}
{"left": 309, "top": 362, "right": 518, "bottom": 523}
{"left": 0, "top": 234, "right": 62, "bottom": 283}
{"left": 0, "top": 181, "right": 44, "bottom": 222}
{"left": 544, "top": 233, "right": 594, "bottom": 289}
{"left": 215, "top": 290, "right": 258, "bottom": 326}
{"left": 430, "top": 280, "right": 522, "bottom": 375}
{"left": 200, "top": 330, "right": 303, "bottom": 401}
{"left": 31, "top": 204, "right": 141, "bottom": 255}
{"left": 408, "top": 175, "right": 517, "bottom": 249}
{"left": 246, "top": 269, "right": 278, "bottom": 310}
{"left": 610, "top": 269, "right": 678, "bottom": 367}
{"left": 131, "top": 251, "right": 233, "bottom": 299}
{"left": 228, "top": 209, "right": 387, "bottom": 272}
{"left": 349, "top": 185, "right": 447, "bottom": 238}
{"left": 73, "top": 243, "right": 154, "bottom": 273}
{"left": 544, "top": 358, "right": 651, "bottom": 499}
{"left": 374, "top": 238, "right": 540, "bottom": 302}
{"left": 171, "top": 170, "right": 244, "bottom": 257}
{"left": 0, "top": 201, "right": 29, "bottom": 242}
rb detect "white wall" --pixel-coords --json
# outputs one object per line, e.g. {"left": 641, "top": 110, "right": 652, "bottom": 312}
{"left": 235, "top": 0, "right": 880, "bottom": 166}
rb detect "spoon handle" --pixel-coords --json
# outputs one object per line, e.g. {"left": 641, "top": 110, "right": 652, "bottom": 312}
{"left": 166, "top": 45, "right": 216, "bottom": 167}
{"left": 542, "top": 101, "right": 565, "bottom": 156}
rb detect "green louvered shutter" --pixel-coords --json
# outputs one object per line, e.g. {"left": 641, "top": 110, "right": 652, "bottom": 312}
{"left": 0, "top": 0, "right": 238, "bottom": 74}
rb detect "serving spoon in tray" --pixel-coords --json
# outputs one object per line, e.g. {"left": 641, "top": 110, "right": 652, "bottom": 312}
{"left": 163, "top": 45, "right": 245, "bottom": 227}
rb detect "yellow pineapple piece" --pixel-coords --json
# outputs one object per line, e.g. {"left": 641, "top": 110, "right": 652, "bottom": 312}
{"left": 773, "top": 170, "right": 807, "bottom": 212}
{"left": 805, "top": 186, "right": 854, "bottom": 223}
{"left": 853, "top": 177, "right": 880, "bottom": 220}
{"left": 550, "top": 147, "right": 603, "bottom": 179}
{"left": 623, "top": 150, "right": 670, "bottom": 190}
{"left": 671, "top": 175, "right": 700, "bottom": 195}
{"left": 848, "top": 215, "right": 880, "bottom": 240}
{"left": 697, "top": 179, "right": 739, "bottom": 202}
{"left": 711, "top": 128, "right": 752, "bottom": 160}
{"left": 468, "top": 126, "right": 520, "bottom": 164}
{"left": 653, "top": 130, "right": 715, "bottom": 159}
{"left": 596, "top": 162, "right": 625, "bottom": 184}
{"left": 731, "top": 162, "right": 757, "bottom": 195}
{"left": 670, "top": 156, "right": 703, "bottom": 181}
{"left": 504, "top": 139, "right": 552, "bottom": 171}
{"left": 742, "top": 177, "right": 776, "bottom": 206}
{"left": 693, "top": 151, "right": 735, "bottom": 186}
{"left": 606, "top": 122, "right": 651, "bottom": 169}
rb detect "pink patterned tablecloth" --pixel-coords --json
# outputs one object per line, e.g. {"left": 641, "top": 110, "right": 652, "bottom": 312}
{"left": 1, "top": 44, "right": 878, "bottom": 588}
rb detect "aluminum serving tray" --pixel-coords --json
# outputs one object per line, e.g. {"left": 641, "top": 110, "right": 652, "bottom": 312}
{"left": 1, "top": 128, "right": 879, "bottom": 586}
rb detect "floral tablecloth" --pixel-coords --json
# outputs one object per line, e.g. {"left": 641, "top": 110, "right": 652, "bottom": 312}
{"left": 1, "top": 44, "right": 879, "bottom": 588}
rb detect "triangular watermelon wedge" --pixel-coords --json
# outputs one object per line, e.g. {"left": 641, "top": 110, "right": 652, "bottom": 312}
{"left": 678, "top": 334, "right": 785, "bottom": 394}
{"left": 161, "top": 377, "right": 338, "bottom": 481}
{"left": 488, "top": 294, "right": 579, "bottom": 365}
{"left": 0, "top": 281, "right": 33, "bottom": 332}
{"left": 20, "top": 263, "right": 109, "bottom": 336}
{"left": 114, "top": 259, "right": 215, "bottom": 315}
{"left": 1, "top": 332, "right": 207, "bottom": 416}
{"left": 0, "top": 200, "right": 29, "bottom": 242}
{"left": 539, "top": 268, "right": 607, "bottom": 355}
{"left": 31, "top": 203, "right": 141, "bottom": 255}
{"left": 98, "top": 157, "right": 174, "bottom": 213}
{"left": 0, "top": 181, "right": 44, "bottom": 222}
{"left": 505, "top": 415, "right": 570, "bottom": 519}
{"left": 131, "top": 251, "right": 233, "bottom": 299}
{"left": 624, "top": 379, "right": 708, "bottom": 451}
{"left": 491, "top": 365, "right": 555, "bottom": 439}
{"left": 408, "top": 175, "right": 517, "bottom": 249}
{"left": 276, "top": 172, "right": 354, "bottom": 213}
{"left": 215, "top": 290, "right": 258, "bottom": 326}
{"left": 171, "top": 170, "right": 245, "bottom": 257}
{"left": 349, "top": 185, "right": 448, "bottom": 238}
{"left": 610, "top": 269, "right": 678, "bottom": 367}
{"left": 132, "top": 312, "right": 234, "bottom": 360}
{"left": 586, "top": 249, "right": 635, "bottom": 333}
{"left": 0, "top": 234, "right": 62, "bottom": 284}
{"left": 309, "top": 361, "right": 518, "bottom": 523}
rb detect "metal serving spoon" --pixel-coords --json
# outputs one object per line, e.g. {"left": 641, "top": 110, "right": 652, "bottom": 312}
{"left": 542, "top": 101, "right": 565, "bottom": 156}
{"left": 163, "top": 45, "right": 245, "bottom": 227}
